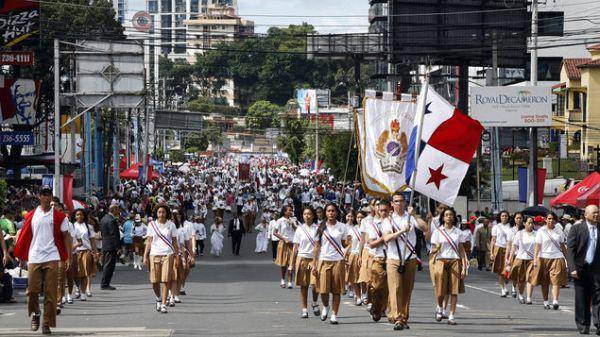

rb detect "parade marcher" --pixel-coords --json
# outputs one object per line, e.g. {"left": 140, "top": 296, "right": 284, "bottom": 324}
{"left": 290, "top": 206, "right": 320, "bottom": 318}
{"left": 505, "top": 212, "right": 524, "bottom": 299}
{"left": 171, "top": 212, "right": 192, "bottom": 305}
{"left": 52, "top": 202, "right": 74, "bottom": 309}
{"left": 267, "top": 214, "right": 279, "bottom": 261}
{"left": 229, "top": 212, "right": 245, "bottom": 256}
{"left": 430, "top": 207, "right": 468, "bottom": 325}
{"left": 383, "top": 193, "right": 428, "bottom": 330}
{"left": 532, "top": 212, "right": 568, "bottom": 310}
{"left": 143, "top": 205, "right": 179, "bottom": 313}
{"left": 132, "top": 214, "right": 147, "bottom": 270}
{"left": 311, "top": 203, "right": 349, "bottom": 324}
{"left": 13, "top": 186, "right": 72, "bottom": 334}
{"left": 72, "top": 209, "right": 97, "bottom": 302}
{"left": 255, "top": 218, "right": 269, "bottom": 253}
{"left": 490, "top": 211, "right": 511, "bottom": 297}
{"left": 357, "top": 201, "right": 376, "bottom": 309}
{"left": 210, "top": 217, "right": 225, "bottom": 257}
{"left": 194, "top": 216, "right": 206, "bottom": 256}
{"left": 567, "top": 205, "right": 600, "bottom": 335}
{"left": 508, "top": 216, "right": 536, "bottom": 304}
{"left": 345, "top": 210, "right": 363, "bottom": 306}
{"left": 274, "top": 205, "right": 297, "bottom": 289}
{"left": 100, "top": 204, "right": 121, "bottom": 290}
{"left": 365, "top": 200, "right": 389, "bottom": 323}
{"left": 475, "top": 217, "right": 492, "bottom": 271}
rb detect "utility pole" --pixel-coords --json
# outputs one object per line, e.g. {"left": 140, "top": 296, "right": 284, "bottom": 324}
{"left": 529, "top": 0, "right": 539, "bottom": 206}
{"left": 315, "top": 95, "right": 319, "bottom": 172}
{"left": 490, "top": 31, "right": 503, "bottom": 212}
{"left": 53, "top": 39, "right": 61, "bottom": 198}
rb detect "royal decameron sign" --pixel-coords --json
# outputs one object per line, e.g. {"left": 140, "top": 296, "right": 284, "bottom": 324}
{"left": 470, "top": 86, "right": 552, "bottom": 127}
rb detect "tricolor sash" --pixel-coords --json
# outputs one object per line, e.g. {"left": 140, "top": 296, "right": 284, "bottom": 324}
{"left": 323, "top": 228, "right": 345, "bottom": 258}
{"left": 299, "top": 225, "right": 317, "bottom": 248}
{"left": 150, "top": 221, "right": 176, "bottom": 255}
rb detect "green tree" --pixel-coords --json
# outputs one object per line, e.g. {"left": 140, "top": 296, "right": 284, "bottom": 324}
{"left": 159, "top": 57, "right": 195, "bottom": 106}
{"left": 277, "top": 117, "right": 308, "bottom": 164}
{"left": 193, "top": 24, "right": 357, "bottom": 110}
{"left": 246, "top": 101, "right": 281, "bottom": 129}
{"left": 169, "top": 150, "right": 186, "bottom": 162}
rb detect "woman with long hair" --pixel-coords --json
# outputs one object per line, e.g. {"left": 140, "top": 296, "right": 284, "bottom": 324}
{"left": 505, "top": 212, "right": 524, "bottom": 298}
{"left": 347, "top": 210, "right": 364, "bottom": 306}
{"left": 508, "top": 216, "right": 536, "bottom": 304}
{"left": 311, "top": 203, "right": 350, "bottom": 324}
{"left": 490, "top": 210, "right": 512, "bottom": 297}
{"left": 274, "top": 205, "right": 297, "bottom": 289}
{"left": 531, "top": 212, "right": 568, "bottom": 310}
{"left": 131, "top": 214, "right": 147, "bottom": 270}
{"left": 71, "top": 209, "right": 97, "bottom": 302}
{"left": 143, "top": 204, "right": 180, "bottom": 313}
{"left": 430, "top": 208, "right": 469, "bottom": 325}
{"left": 290, "top": 206, "right": 320, "bottom": 318}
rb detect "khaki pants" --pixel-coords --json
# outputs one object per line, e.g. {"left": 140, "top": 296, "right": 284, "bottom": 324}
{"left": 369, "top": 259, "right": 388, "bottom": 316}
{"left": 56, "top": 262, "right": 65, "bottom": 305}
{"left": 27, "top": 261, "right": 59, "bottom": 327}
{"left": 386, "top": 259, "right": 417, "bottom": 324}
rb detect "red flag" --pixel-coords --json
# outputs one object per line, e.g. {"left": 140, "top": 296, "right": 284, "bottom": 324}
{"left": 537, "top": 168, "right": 546, "bottom": 205}
{"left": 62, "top": 174, "right": 74, "bottom": 212}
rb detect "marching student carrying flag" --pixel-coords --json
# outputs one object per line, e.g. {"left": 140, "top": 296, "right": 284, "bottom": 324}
{"left": 405, "top": 81, "right": 484, "bottom": 206}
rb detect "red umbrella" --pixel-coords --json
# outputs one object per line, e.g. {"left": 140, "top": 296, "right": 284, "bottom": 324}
{"left": 550, "top": 172, "right": 600, "bottom": 207}
{"left": 119, "top": 163, "right": 159, "bottom": 181}
{"left": 576, "top": 183, "right": 600, "bottom": 208}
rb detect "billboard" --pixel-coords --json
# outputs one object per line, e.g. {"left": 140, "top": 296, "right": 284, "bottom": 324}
{"left": 470, "top": 86, "right": 552, "bottom": 127}
{"left": 0, "top": 78, "right": 40, "bottom": 126}
{"left": 296, "top": 89, "right": 317, "bottom": 115}
{"left": 0, "top": 0, "right": 39, "bottom": 48}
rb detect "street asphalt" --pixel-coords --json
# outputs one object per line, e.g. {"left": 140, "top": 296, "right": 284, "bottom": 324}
{"left": 0, "top": 212, "right": 585, "bottom": 336}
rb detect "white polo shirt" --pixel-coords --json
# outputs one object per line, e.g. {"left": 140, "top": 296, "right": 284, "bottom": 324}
{"left": 73, "top": 221, "right": 94, "bottom": 251}
{"left": 535, "top": 226, "right": 565, "bottom": 259}
{"left": 293, "top": 223, "right": 318, "bottom": 259}
{"left": 346, "top": 224, "right": 363, "bottom": 255}
{"left": 29, "top": 207, "right": 70, "bottom": 264}
{"left": 492, "top": 223, "right": 511, "bottom": 248}
{"left": 147, "top": 220, "right": 178, "bottom": 256}
{"left": 319, "top": 221, "right": 348, "bottom": 262}
{"left": 431, "top": 226, "right": 465, "bottom": 260}
{"left": 514, "top": 230, "right": 536, "bottom": 260}
{"left": 365, "top": 219, "right": 386, "bottom": 258}
{"left": 383, "top": 213, "right": 418, "bottom": 261}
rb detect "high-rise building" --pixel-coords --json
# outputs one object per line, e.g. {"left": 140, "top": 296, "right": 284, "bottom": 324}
{"left": 146, "top": 0, "right": 238, "bottom": 60}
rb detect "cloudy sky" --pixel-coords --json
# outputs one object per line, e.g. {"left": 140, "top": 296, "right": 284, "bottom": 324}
{"left": 126, "top": 0, "right": 370, "bottom": 34}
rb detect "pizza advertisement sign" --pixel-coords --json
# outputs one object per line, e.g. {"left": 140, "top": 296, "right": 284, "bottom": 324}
{"left": 0, "top": 0, "right": 40, "bottom": 48}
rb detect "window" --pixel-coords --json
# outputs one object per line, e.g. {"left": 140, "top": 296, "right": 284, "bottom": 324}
{"left": 191, "top": 0, "right": 199, "bottom": 12}
{"left": 175, "top": 0, "right": 185, "bottom": 12}
{"left": 161, "top": 15, "right": 172, "bottom": 29}
{"left": 162, "top": 46, "right": 173, "bottom": 54}
{"left": 573, "top": 91, "right": 581, "bottom": 110}
{"left": 175, "top": 29, "right": 186, "bottom": 42}
{"left": 161, "top": 0, "right": 172, "bottom": 12}
{"left": 175, "top": 14, "right": 186, "bottom": 27}
{"left": 174, "top": 44, "right": 186, "bottom": 54}
{"left": 149, "top": 0, "right": 158, "bottom": 13}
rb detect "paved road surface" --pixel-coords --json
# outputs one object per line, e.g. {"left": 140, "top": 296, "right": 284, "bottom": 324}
{"left": 0, "top": 213, "right": 583, "bottom": 336}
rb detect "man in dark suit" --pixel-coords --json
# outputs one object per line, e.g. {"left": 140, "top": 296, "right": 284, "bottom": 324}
{"left": 228, "top": 213, "right": 244, "bottom": 256}
{"left": 100, "top": 204, "right": 121, "bottom": 290}
{"left": 567, "top": 205, "right": 600, "bottom": 335}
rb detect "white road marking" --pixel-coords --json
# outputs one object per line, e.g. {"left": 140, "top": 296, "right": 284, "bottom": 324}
{"left": 456, "top": 304, "right": 470, "bottom": 310}
{"left": 465, "top": 284, "right": 500, "bottom": 296}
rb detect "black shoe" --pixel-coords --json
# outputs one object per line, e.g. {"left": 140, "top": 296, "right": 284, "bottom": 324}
{"left": 42, "top": 326, "right": 51, "bottom": 335}
{"left": 180, "top": 290, "right": 186, "bottom": 296}
{"left": 31, "top": 313, "right": 40, "bottom": 331}
{"left": 579, "top": 326, "right": 590, "bottom": 334}
{"left": 478, "top": 266, "right": 482, "bottom": 271}
{"left": 403, "top": 323, "right": 410, "bottom": 329}
{"left": 393, "top": 322, "right": 404, "bottom": 331}
{"left": 56, "top": 307, "right": 61, "bottom": 315}
{"left": 101, "top": 286, "right": 116, "bottom": 290}
{"left": 553, "top": 303, "right": 559, "bottom": 310}
{"left": 595, "top": 327, "right": 600, "bottom": 335}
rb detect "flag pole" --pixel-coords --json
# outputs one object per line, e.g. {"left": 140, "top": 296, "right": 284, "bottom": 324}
{"left": 408, "top": 73, "right": 430, "bottom": 206}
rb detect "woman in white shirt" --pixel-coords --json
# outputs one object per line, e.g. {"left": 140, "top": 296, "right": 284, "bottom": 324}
{"left": 430, "top": 208, "right": 468, "bottom": 325}
{"left": 274, "top": 205, "right": 297, "bottom": 289}
{"left": 143, "top": 205, "right": 179, "bottom": 313}
{"left": 311, "top": 203, "right": 349, "bottom": 324}
{"left": 347, "top": 211, "right": 365, "bottom": 306}
{"left": 254, "top": 219, "right": 269, "bottom": 253}
{"left": 290, "top": 206, "right": 320, "bottom": 318}
{"left": 490, "top": 211, "right": 512, "bottom": 297}
{"left": 72, "top": 209, "right": 97, "bottom": 302}
{"left": 505, "top": 212, "right": 524, "bottom": 299}
{"left": 194, "top": 216, "right": 206, "bottom": 256}
{"left": 532, "top": 212, "right": 568, "bottom": 310}
{"left": 507, "top": 216, "right": 536, "bottom": 304}
{"left": 267, "top": 214, "right": 279, "bottom": 261}
{"left": 210, "top": 217, "right": 225, "bottom": 257}
{"left": 170, "top": 213, "right": 192, "bottom": 306}
{"left": 132, "top": 215, "right": 147, "bottom": 270}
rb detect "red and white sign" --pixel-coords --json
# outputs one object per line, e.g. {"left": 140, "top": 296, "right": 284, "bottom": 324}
{"left": 0, "top": 51, "right": 34, "bottom": 66}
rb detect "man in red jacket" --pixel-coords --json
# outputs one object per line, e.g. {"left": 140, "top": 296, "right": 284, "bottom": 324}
{"left": 14, "top": 186, "right": 72, "bottom": 335}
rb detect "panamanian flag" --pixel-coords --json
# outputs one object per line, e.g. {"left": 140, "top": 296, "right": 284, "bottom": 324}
{"left": 404, "top": 84, "right": 483, "bottom": 206}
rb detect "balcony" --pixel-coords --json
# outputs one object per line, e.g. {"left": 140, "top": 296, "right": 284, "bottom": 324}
{"left": 568, "top": 109, "right": 583, "bottom": 122}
